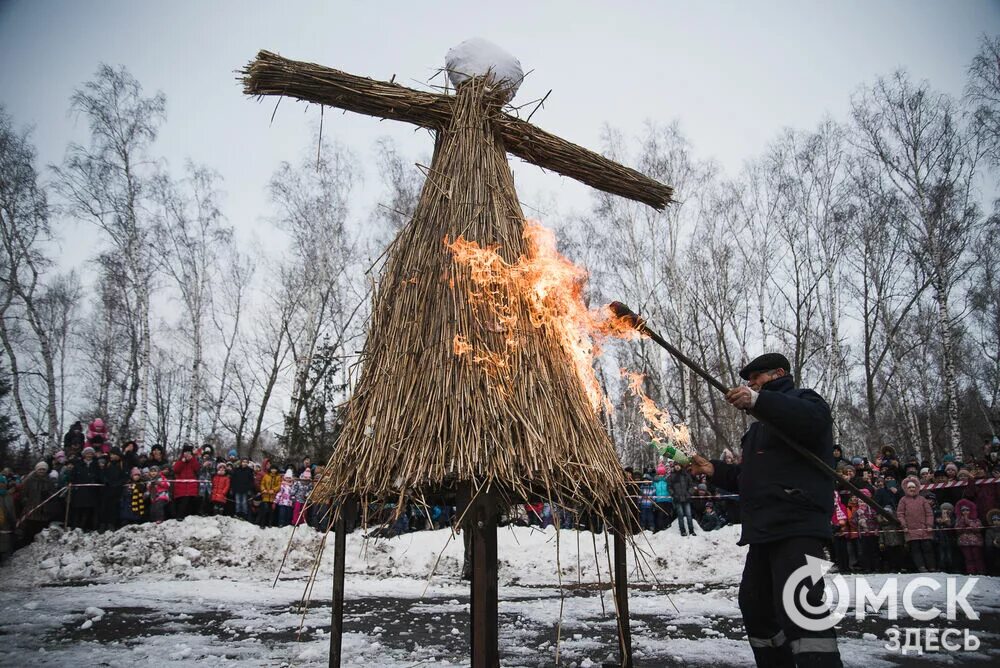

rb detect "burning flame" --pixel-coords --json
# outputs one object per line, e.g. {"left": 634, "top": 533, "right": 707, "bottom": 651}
{"left": 624, "top": 371, "right": 692, "bottom": 451}
{"left": 446, "top": 220, "right": 688, "bottom": 450}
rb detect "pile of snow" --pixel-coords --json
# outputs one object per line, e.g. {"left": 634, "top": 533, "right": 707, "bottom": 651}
{"left": 445, "top": 37, "right": 524, "bottom": 100}
{"left": 4, "top": 516, "right": 746, "bottom": 588}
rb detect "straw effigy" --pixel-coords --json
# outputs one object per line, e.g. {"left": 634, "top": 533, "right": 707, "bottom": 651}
{"left": 242, "top": 50, "right": 673, "bottom": 211}
{"left": 241, "top": 49, "right": 674, "bottom": 529}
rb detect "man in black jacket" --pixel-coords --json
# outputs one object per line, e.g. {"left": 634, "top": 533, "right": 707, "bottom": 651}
{"left": 691, "top": 353, "right": 843, "bottom": 668}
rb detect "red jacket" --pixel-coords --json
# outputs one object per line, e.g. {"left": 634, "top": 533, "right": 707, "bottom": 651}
{"left": 211, "top": 474, "right": 231, "bottom": 504}
{"left": 172, "top": 456, "right": 200, "bottom": 498}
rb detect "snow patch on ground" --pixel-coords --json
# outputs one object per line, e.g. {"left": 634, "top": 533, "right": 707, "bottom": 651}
{"left": 6, "top": 517, "right": 747, "bottom": 587}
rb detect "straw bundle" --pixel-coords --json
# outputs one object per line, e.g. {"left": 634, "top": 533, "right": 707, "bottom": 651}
{"left": 311, "top": 76, "right": 632, "bottom": 525}
{"left": 242, "top": 50, "right": 673, "bottom": 210}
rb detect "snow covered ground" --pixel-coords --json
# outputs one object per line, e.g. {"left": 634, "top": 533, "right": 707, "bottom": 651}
{"left": 1, "top": 517, "right": 997, "bottom": 666}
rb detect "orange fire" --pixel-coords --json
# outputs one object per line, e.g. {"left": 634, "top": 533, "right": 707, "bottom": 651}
{"left": 446, "top": 220, "right": 647, "bottom": 414}
{"left": 445, "top": 221, "right": 691, "bottom": 454}
{"left": 623, "top": 371, "right": 691, "bottom": 450}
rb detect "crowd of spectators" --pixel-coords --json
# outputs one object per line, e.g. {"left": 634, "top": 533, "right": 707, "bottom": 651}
{"left": 1, "top": 418, "right": 999, "bottom": 578}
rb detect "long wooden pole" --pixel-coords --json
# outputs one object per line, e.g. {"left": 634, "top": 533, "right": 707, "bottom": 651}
{"left": 609, "top": 301, "right": 901, "bottom": 527}
{"left": 329, "top": 502, "right": 348, "bottom": 668}
{"left": 469, "top": 490, "right": 499, "bottom": 668}
{"left": 613, "top": 530, "right": 633, "bottom": 668}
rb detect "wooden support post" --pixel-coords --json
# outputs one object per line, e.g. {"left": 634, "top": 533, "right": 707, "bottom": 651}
{"left": 613, "top": 530, "right": 633, "bottom": 668}
{"left": 64, "top": 484, "right": 72, "bottom": 528}
{"left": 329, "top": 498, "right": 351, "bottom": 668}
{"left": 469, "top": 489, "right": 499, "bottom": 668}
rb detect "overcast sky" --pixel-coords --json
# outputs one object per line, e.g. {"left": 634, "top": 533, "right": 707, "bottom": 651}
{"left": 1, "top": 0, "right": 998, "bottom": 268}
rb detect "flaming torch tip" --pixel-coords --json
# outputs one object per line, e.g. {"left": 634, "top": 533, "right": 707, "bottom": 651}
{"left": 607, "top": 301, "right": 645, "bottom": 331}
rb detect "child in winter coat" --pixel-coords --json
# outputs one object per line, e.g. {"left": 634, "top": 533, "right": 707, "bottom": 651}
{"left": 955, "top": 499, "right": 985, "bottom": 574}
{"left": 274, "top": 470, "right": 295, "bottom": 527}
{"left": 653, "top": 463, "right": 673, "bottom": 531}
{"left": 291, "top": 469, "right": 312, "bottom": 526}
{"left": 985, "top": 509, "right": 1000, "bottom": 575}
{"left": 897, "top": 476, "right": 936, "bottom": 572}
{"left": 639, "top": 475, "right": 656, "bottom": 531}
{"left": 149, "top": 469, "right": 171, "bottom": 523}
{"left": 852, "top": 489, "right": 880, "bottom": 572}
{"left": 210, "top": 464, "right": 231, "bottom": 515}
{"left": 878, "top": 505, "right": 906, "bottom": 572}
{"left": 120, "top": 467, "right": 147, "bottom": 525}
{"left": 934, "top": 502, "right": 958, "bottom": 572}
{"left": 832, "top": 491, "right": 850, "bottom": 572}
{"left": 198, "top": 458, "right": 215, "bottom": 515}
{"left": 258, "top": 465, "right": 281, "bottom": 528}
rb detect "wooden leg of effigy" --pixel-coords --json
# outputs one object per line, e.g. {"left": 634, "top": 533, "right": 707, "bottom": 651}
{"left": 613, "top": 529, "right": 633, "bottom": 668}
{"left": 470, "top": 490, "right": 499, "bottom": 668}
{"left": 329, "top": 500, "right": 348, "bottom": 668}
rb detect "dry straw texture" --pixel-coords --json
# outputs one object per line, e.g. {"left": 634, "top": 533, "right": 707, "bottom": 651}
{"left": 242, "top": 50, "right": 673, "bottom": 210}
{"left": 300, "top": 78, "right": 633, "bottom": 524}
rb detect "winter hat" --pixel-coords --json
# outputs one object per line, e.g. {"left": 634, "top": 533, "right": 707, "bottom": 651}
{"left": 986, "top": 509, "right": 1000, "bottom": 526}
{"left": 919, "top": 467, "right": 930, "bottom": 475}
{"left": 902, "top": 476, "right": 920, "bottom": 491}
{"left": 82, "top": 446, "right": 95, "bottom": 456}
{"left": 851, "top": 456, "right": 863, "bottom": 466}
{"left": 216, "top": 463, "right": 227, "bottom": 473}
{"left": 48, "top": 470, "right": 59, "bottom": 481}
{"left": 655, "top": 463, "right": 667, "bottom": 477}
{"left": 284, "top": 469, "right": 294, "bottom": 479}
{"left": 943, "top": 453, "right": 956, "bottom": 462}
{"left": 228, "top": 449, "right": 238, "bottom": 459}
{"left": 939, "top": 502, "right": 954, "bottom": 513}
{"left": 150, "top": 444, "right": 164, "bottom": 453}
{"left": 141, "top": 467, "right": 150, "bottom": 475}
{"left": 35, "top": 461, "right": 49, "bottom": 472}
{"left": 182, "top": 444, "right": 194, "bottom": 454}
{"left": 54, "top": 450, "right": 66, "bottom": 462}
{"left": 301, "top": 469, "right": 311, "bottom": 480}
{"left": 957, "top": 469, "right": 971, "bottom": 481}
{"left": 697, "top": 483, "right": 708, "bottom": 491}
{"left": 149, "top": 465, "right": 159, "bottom": 473}
{"left": 945, "top": 462, "right": 958, "bottom": 474}
{"left": 956, "top": 499, "right": 978, "bottom": 519}
{"left": 90, "top": 418, "right": 105, "bottom": 431}
{"left": 642, "top": 473, "right": 653, "bottom": 481}
{"left": 130, "top": 467, "right": 141, "bottom": 477}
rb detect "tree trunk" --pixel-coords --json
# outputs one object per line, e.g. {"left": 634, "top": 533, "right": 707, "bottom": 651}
{"left": 934, "top": 281, "right": 963, "bottom": 458}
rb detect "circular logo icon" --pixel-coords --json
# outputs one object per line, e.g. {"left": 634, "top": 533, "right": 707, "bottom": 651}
{"left": 781, "top": 555, "right": 850, "bottom": 632}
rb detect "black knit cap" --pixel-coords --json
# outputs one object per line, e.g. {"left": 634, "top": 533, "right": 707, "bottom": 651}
{"left": 739, "top": 353, "right": 791, "bottom": 380}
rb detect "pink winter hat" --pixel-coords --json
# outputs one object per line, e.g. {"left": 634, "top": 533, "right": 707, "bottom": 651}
{"left": 655, "top": 463, "right": 667, "bottom": 477}
{"left": 300, "top": 469, "right": 311, "bottom": 480}
{"left": 130, "top": 467, "right": 141, "bottom": 477}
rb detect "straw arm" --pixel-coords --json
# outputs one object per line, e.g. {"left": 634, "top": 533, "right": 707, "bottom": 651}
{"left": 496, "top": 114, "right": 674, "bottom": 210}
{"left": 242, "top": 50, "right": 674, "bottom": 210}
{"left": 242, "top": 50, "right": 453, "bottom": 130}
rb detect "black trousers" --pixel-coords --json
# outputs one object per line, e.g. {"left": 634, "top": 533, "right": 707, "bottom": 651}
{"left": 739, "top": 536, "right": 843, "bottom": 668}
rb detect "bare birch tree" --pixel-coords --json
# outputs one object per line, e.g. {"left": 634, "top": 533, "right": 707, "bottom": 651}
{"left": 852, "top": 71, "right": 984, "bottom": 458}
{"left": 153, "top": 163, "right": 232, "bottom": 446}
{"left": 53, "top": 64, "right": 165, "bottom": 446}
{"left": 0, "top": 107, "right": 60, "bottom": 451}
